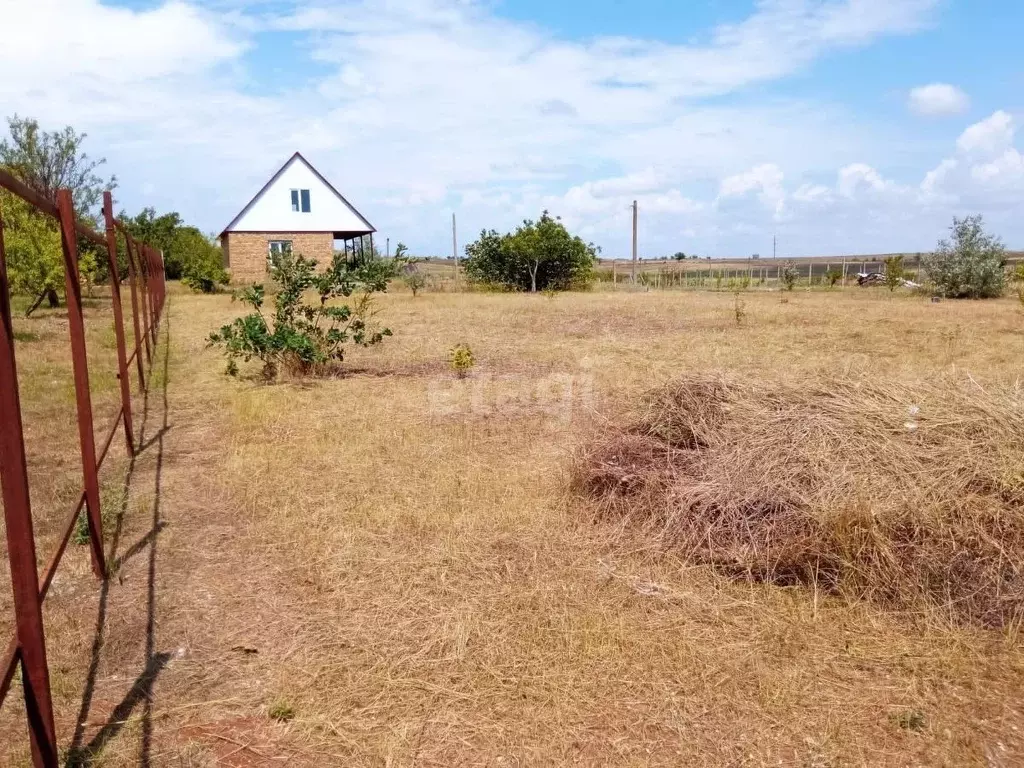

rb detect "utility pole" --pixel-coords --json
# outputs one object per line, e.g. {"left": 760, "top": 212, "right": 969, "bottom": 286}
{"left": 631, "top": 200, "right": 638, "bottom": 284}
{"left": 386, "top": 237, "right": 390, "bottom": 259}
{"left": 452, "top": 213, "right": 458, "bottom": 284}
{"left": 773, "top": 234, "right": 777, "bottom": 260}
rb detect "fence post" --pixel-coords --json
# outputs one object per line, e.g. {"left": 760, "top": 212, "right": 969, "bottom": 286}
{"left": 152, "top": 247, "right": 163, "bottom": 334}
{"left": 136, "top": 241, "right": 153, "bottom": 364}
{"left": 103, "top": 193, "right": 135, "bottom": 455}
{"left": 56, "top": 189, "right": 106, "bottom": 579}
{"left": 146, "top": 247, "right": 158, "bottom": 346}
{"left": 124, "top": 237, "right": 147, "bottom": 390}
{"left": 0, "top": 202, "right": 59, "bottom": 768}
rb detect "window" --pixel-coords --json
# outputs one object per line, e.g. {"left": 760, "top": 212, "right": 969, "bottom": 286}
{"left": 268, "top": 240, "right": 292, "bottom": 267}
{"left": 290, "top": 189, "right": 311, "bottom": 213}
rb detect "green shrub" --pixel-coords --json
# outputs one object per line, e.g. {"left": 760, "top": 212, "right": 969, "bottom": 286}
{"left": 209, "top": 250, "right": 401, "bottom": 378}
{"left": 824, "top": 268, "right": 843, "bottom": 287}
{"left": 780, "top": 262, "right": 799, "bottom": 291}
{"left": 923, "top": 215, "right": 1006, "bottom": 298}
{"left": 883, "top": 255, "right": 905, "bottom": 292}
{"left": 401, "top": 265, "right": 427, "bottom": 297}
{"left": 448, "top": 343, "right": 475, "bottom": 378}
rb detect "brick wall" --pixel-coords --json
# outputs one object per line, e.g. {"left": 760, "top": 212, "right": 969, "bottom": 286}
{"left": 222, "top": 232, "right": 334, "bottom": 284}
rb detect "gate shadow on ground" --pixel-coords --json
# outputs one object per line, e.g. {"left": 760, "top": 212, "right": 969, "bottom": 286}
{"left": 66, "top": 309, "right": 173, "bottom": 768}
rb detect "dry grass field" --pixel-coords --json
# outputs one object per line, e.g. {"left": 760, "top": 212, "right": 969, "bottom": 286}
{"left": 2, "top": 284, "right": 1024, "bottom": 766}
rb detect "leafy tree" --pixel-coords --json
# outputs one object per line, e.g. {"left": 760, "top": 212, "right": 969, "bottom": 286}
{"left": 0, "top": 115, "right": 115, "bottom": 312}
{"left": 673, "top": 252, "right": 686, "bottom": 261}
{"left": 209, "top": 250, "right": 404, "bottom": 378}
{"left": 174, "top": 227, "right": 228, "bottom": 293}
{"left": 464, "top": 211, "right": 598, "bottom": 292}
{"left": 883, "top": 255, "right": 905, "bottom": 292}
{"left": 118, "top": 208, "right": 182, "bottom": 275}
{"left": 0, "top": 115, "right": 114, "bottom": 223}
{"left": 0, "top": 193, "right": 63, "bottom": 306}
{"left": 824, "top": 268, "right": 843, "bottom": 288}
{"left": 119, "top": 209, "right": 226, "bottom": 291}
{"left": 923, "top": 215, "right": 1007, "bottom": 298}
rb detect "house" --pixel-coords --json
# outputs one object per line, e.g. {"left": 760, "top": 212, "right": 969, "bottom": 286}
{"left": 220, "top": 152, "right": 376, "bottom": 283}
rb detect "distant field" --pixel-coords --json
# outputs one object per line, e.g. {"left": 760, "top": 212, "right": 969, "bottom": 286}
{"left": 412, "top": 251, "right": 1024, "bottom": 288}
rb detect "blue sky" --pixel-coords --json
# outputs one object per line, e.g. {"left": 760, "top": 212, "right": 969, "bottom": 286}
{"left": 2, "top": 0, "right": 1024, "bottom": 257}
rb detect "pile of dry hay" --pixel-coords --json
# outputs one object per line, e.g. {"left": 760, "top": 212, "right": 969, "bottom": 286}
{"left": 574, "top": 374, "right": 1024, "bottom": 628}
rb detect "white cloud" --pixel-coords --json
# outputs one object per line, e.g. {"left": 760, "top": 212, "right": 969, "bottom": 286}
{"left": 793, "top": 183, "right": 833, "bottom": 204}
{"left": 920, "top": 157, "right": 957, "bottom": 197}
{"left": 956, "top": 110, "right": 1015, "bottom": 155}
{"left": 0, "top": 0, "right": 244, "bottom": 83}
{"left": 717, "top": 164, "right": 786, "bottom": 216}
{"left": 837, "top": 163, "right": 895, "bottom": 197}
{"left": 915, "top": 111, "right": 1024, "bottom": 213}
{"left": 908, "top": 83, "right": 969, "bottom": 116}
{"left": 972, "top": 150, "right": 1024, "bottom": 185}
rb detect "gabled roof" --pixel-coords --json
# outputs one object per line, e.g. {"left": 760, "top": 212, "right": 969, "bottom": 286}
{"left": 219, "top": 152, "right": 375, "bottom": 237}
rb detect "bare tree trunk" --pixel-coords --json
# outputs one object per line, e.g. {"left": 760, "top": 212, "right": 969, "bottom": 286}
{"left": 529, "top": 262, "right": 539, "bottom": 293}
{"left": 25, "top": 287, "right": 59, "bottom": 317}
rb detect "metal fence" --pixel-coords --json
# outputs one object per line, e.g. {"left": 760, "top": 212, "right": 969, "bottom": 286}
{"left": 0, "top": 170, "right": 166, "bottom": 767}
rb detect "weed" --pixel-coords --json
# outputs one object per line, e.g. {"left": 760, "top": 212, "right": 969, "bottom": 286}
{"left": 733, "top": 291, "right": 746, "bottom": 326}
{"left": 890, "top": 710, "right": 926, "bottom": 732}
{"left": 268, "top": 699, "right": 296, "bottom": 722}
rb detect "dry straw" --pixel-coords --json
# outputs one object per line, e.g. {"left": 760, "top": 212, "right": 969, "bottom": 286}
{"left": 574, "top": 373, "right": 1024, "bottom": 628}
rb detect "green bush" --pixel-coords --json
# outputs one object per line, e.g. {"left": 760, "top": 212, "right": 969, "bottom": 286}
{"left": 401, "top": 264, "right": 427, "bottom": 297}
{"left": 923, "top": 215, "right": 1006, "bottom": 298}
{"left": 209, "top": 250, "right": 401, "bottom": 378}
{"left": 447, "top": 343, "right": 475, "bottom": 378}
{"left": 883, "top": 255, "right": 905, "bottom": 292}
{"left": 780, "top": 262, "right": 799, "bottom": 291}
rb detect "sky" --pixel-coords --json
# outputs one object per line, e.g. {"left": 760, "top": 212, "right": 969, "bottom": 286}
{"left": 1, "top": 0, "right": 1023, "bottom": 258}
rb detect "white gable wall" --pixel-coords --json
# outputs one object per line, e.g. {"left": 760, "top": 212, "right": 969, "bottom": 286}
{"left": 227, "top": 157, "right": 372, "bottom": 233}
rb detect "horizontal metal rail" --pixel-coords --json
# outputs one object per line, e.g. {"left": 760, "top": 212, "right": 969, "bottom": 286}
{"left": 0, "top": 169, "right": 107, "bottom": 249}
